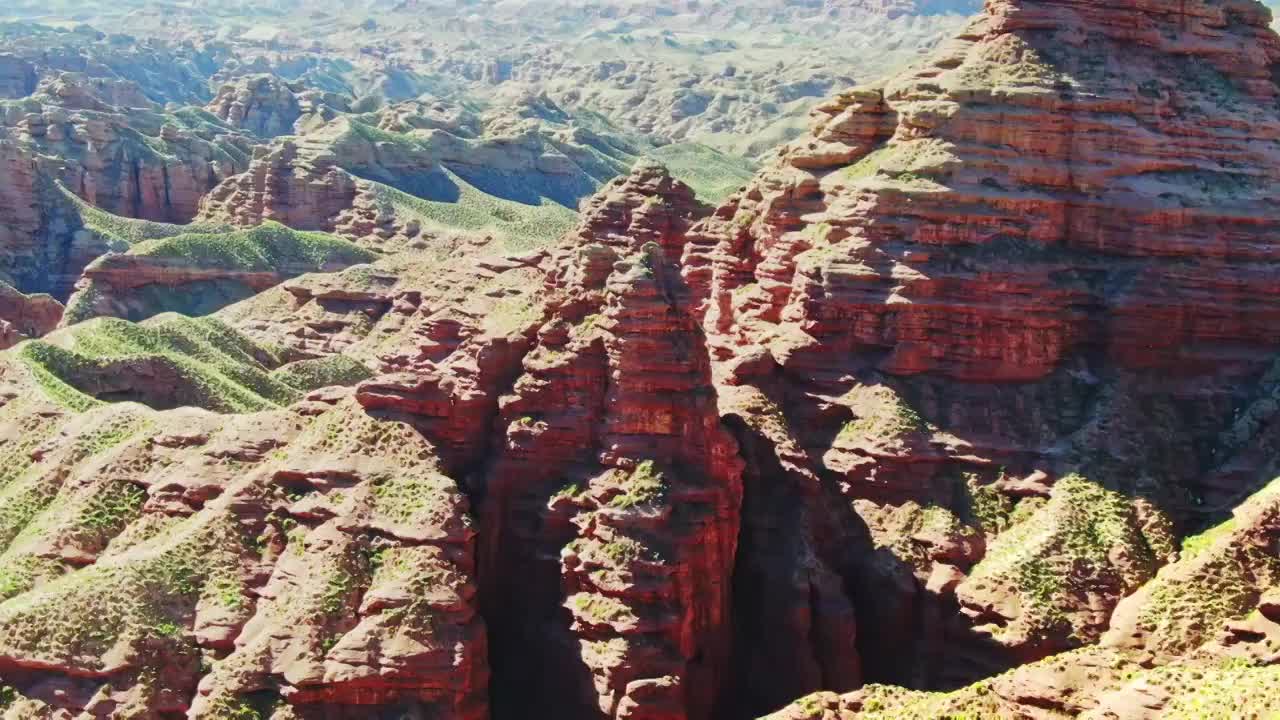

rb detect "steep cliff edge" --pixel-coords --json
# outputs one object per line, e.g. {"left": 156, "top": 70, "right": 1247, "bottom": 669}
{"left": 0, "top": 75, "right": 253, "bottom": 300}
{"left": 696, "top": 0, "right": 1280, "bottom": 713}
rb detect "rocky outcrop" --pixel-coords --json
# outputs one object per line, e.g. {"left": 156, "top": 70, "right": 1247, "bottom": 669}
{"left": 0, "top": 23, "right": 231, "bottom": 106}
{"left": 59, "top": 222, "right": 377, "bottom": 326}
{"left": 462, "top": 162, "right": 743, "bottom": 720}
{"left": 7, "top": 0, "right": 1280, "bottom": 717}
{"left": 1103, "top": 477, "right": 1280, "bottom": 664}
{"left": 0, "top": 141, "right": 46, "bottom": 291}
{"left": 0, "top": 377, "right": 487, "bottom": 718}
{"left": 196, "top": 139, "right": 365, "bottom": 234}
{"left": 0, "top": 75, "right": 254, "bottom": 299}
{"left": 206, "top": 74, "right": 305, "bottom": 138}
{"left": 0, "top": 282, "right": 62, "bottom": 349}
{"left": 0, "top": 161, "right": 749, "bottom": 720}
{"left": 0, "top": 142, "right": 137, "bottom": 299}
{"left": 0, "top": 54, "right": 37, "bottom": 98}
{"left": 195, "top": 97, "right": 641, "bottom": 249}
{"left": 769, "top": 478, "right": 1280, "bottom": 719}
{"left": 217, "top": 163, "right": 751, "bottom": 718}
{"left": 2, "top": 74, "right": 252, "bottom": 224}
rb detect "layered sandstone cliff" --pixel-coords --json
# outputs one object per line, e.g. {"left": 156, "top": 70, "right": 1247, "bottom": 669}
{"left": 3, "top": 73, "right": 252, "bottom": 224}
{"left": 693, "top": 0, "right": 1280, "bottom": 712}
{"left": 0, "top": 74, "right": 254, "bottom": 299}
{"left": 59, "top": 222, "right": 378, "bottom": 326}
{"left": 206, "top": 75, "right": 305, "bottom": 139}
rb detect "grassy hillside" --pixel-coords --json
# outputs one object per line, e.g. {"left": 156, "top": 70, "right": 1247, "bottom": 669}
{"left": 61, "top": 223, "right": 377, "bottom": 326}
{"left": 648, "top": 142, "right": 757, "bottom": 203}
{"left": 367, "top": 178, "right": 579, "bottom": 252}
{"left": 15, "top": 315, "right": 371, "bottom": 414}
{"left": 128, "top": 222, "right": 376, "bottom": 272}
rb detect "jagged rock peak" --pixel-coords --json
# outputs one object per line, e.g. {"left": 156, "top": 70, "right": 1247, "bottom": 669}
{"left": 567, "top": 157, "right": 707, "bottom": 261}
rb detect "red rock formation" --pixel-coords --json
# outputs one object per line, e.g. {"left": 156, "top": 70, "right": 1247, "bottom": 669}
{"left": 58, "top": 224, "right": 376, "bottom": 326}
{"left": 0, "top": 75, "right": 254, "bottom": 299}
{"left": 206, "top": 74, "right": 305, "bottom": 138}
{"left": 265, "top": 161, "right": 749, "bottom": 719}
{"left": 7, "top": 73, "right": 251, "bottom": 224}
{"left": 195, "top": 101, "right": 634, "bottom": 250}
{"left": 196, "top": 139, "right": 359, "bottom": 233}
{"left": 678, "top": 0, "right": 1280, "bottom": 702}
{"left": 0, "top": 283, "right": 62, "bottom": 349}
{"left": 7, "top": 1, "right": 1280, "bottom": 715}
{"left": 0, "top": 142, "right": 127, "bottom": 299}
{"left": 0, "top": 142, "right": 45, "bottom": 289}
{"left": 471, "top": 163, "right": 743, "bottom": 720}
{"left": 0, "top": 385, "right": 488, "bottom": 719}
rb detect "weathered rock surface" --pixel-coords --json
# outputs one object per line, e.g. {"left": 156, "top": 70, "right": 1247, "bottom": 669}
{"left": 206, "top": 74, "right": 347, "bottom": 139}
{"left": 0, "top": 282, "right": 62, "bottom": 349}
{"left": 194, "top": 94, "right": 642, "bottom": 250}
{"left": 2, "top": 72, "right": 252, "bottom": 224}
{"left": 0, "top": 163, "right": 748, "bottom": 720}
{"left": 0, "top": 377, "right": 487, "bottom": 718}
{"left": 206, "top": 74, "right": 302, "bottom": 137}
{"left": 769, "top": 478, "right": 1280, "bottom": 719}
{"left": 0, "top": 142, "right": 145, "bottom": 299}
{"left": 198, "top": 138, "right": 364, "bottom": 233}
{"left": 0, "top": 73, "right": 254, "bottom": 299}
{"left": 688, "top": 0, "right": 1280, "bottom": 713}
{"left": 5, "top": 0, "right": 1280, "bottom": 717}
{"left": 466, "top": 162, "right": 743, "bottom": 720}
{"left": 0, "top": 54, "right": 37, "bottom": 99}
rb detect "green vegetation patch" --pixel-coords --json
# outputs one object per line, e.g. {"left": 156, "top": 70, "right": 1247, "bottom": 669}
{"left": 960, "top": 471, "right": 1019, "bottom": 535}
{"left": 567, "top": 591, "right": 637, "bottom": 625}
{"left": 16, "top": 315, "right": 299, "bottom": 414}
{"left": 858, "top": 501, "right": 980, "bottom": 574}
{"left": 270, "top": 356, "right": 374, "bottom": 393}
{"left": 963, "top": 474, "right": 1159, "bottom": 645}
{"left": 484, "top": 295, "right": 544, "bottom": 336}
{"left": 130, "top": 221, "right": 376, "bottom": 272}
{"left": 370, "top": 472, "right": 458, "bottom": 527}
{"left": 1133, "top": 477, "right": 1280, "bottom": 655}
{"left": 837, "top": 387, "right": 928, "bottom": 445}
{"left": 368, "top": 176, "right": 577, "bottom": 252}
{"left": 789, "top": 679, "right": 1004, "bottom": 720}
{"left": 1179, "top": 516, "right": 1237, "bottom": 559}
{"left": 0, "top": 510, "right": 248, "bottom": 669}
{"left": 0, "top": 399, "right": 65, "bottom": 487}
{"left": 838, "top": 138, "right": 955, "bottom": 187}
{"left": 56, "top": 183, "right": 230, "bottom": 247}
{"left": 284, "top": 403, "right": 434, "bottom": 469}
{"left": 0, "top": 406, "right": 152, "bottom": 585}
{"left": 647, "top": 142, "right": 757, "bottom": 203}
{"left": 1152, "top": 659, "right": 1280, "bottom": 719}
{"left": 608, "top": 460, "right": 668, "bottom": 510}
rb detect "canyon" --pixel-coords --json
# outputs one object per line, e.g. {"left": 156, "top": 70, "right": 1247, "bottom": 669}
{"left": 0, "top": 0, "right": 1276, "bottom": 718}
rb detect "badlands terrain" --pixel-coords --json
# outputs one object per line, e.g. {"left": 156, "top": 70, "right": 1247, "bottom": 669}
{"left": 0, "top": 0, "right": 1278, "bottom": 719}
